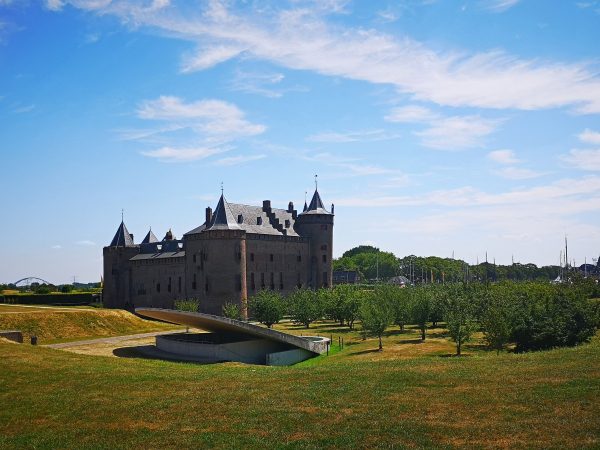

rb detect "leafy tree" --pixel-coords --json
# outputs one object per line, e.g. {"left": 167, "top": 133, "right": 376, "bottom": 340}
{"left": 249, "top": 290, "right": 285, "bottom": 328}
{"left": 389, "top": 287, "right": 411, "bottom": 331}
{"left": 359, "top": 291, "right": 392, "bottom": 350}
{"left": 222, "top": 302, "right": 241, "bottom": 320}
{"left": 480, "top": 286, "right": 513, "bottom": 354}
{"left": 341, "top": 287, "right": 363, "bottom": 330}
{"left": 59, "top": 284, "right": 74, "bottom": 293}
{"left": 323, "top": 287, "right": 346, "bottom": 325}
{"left": 174, "top": 298, "right": 200, "bottom": 312}
{"left": 410, "top": 287, "right": 432, "bottom": 341}
{"left": 287, "top": 288, "right": 322, "bottom": 328}
{"left": 443, "top": 284, "right": 477, "bottom": 356}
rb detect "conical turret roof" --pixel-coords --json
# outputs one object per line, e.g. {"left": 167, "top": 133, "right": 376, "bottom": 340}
{"left": 207, "top": 194, "right": 241, "bottom": 230}
{"left": 110, "top": 221, "right": 135, "bottom": 247}
{"left": 141, "top": 228, "right": 158, "bottom": 244}
{"left": 302, "top": 189, "right": 332, "bottom": 215}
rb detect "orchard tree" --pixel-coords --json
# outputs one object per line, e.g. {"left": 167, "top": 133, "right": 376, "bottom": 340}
{"left": 359, "top": 291, "right": 392, "bottom": 350}
{"left": 410, "top": 287, "right": 432, "bottom": 341}
{"left": 288, "top": 288, "right": 322, "bottom": 328}
{"left": 444, "top": 284, "right": 477, "bottom": 356}
{"left": 249, "top": 290, "right": 285, "bottom": 328}
{"left": 480, "top": 287, "right": 513, "bottom": 354}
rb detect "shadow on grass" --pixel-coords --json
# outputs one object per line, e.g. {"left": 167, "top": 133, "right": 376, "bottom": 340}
{"left": 349, "top": 348, "right": 382, "bottom": 356}
{"left": 438, "top": 353, "right": 472, "bottom": 358}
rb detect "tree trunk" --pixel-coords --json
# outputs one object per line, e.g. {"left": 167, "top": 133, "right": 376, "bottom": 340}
{"left": 378, "top": 335, "right": 383, "bottom": 350}
{"left": 457, "top": 340, "right": 461, "bottom": 356}
{"left": 421, "top": 327, "right": 426, "bottom": 341}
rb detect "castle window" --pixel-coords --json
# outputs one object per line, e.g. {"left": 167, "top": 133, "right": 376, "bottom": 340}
{"left": 238, "top": 214, "right": 243, "bottom": 224}
{"left": 270, "top": 272, "right": 275, "bottom": 290}
{"left": 156, "top": 283, "right": 161, "bottom": 293}
{"left": 192, "top": 274, "right": 197, "bottom": 290}
{"left": 261, "top": 273, "right": 265, "bottom": 289}
{"left": 251, "top": 273, "right": 255, "bottom": 291}
{"left": 320, "top": 224, "right": 327, "bottom": 230}
{"left": 297, "top": 273, "right": 302, "bottom": 289}
{"left": 321, "top": 244, "right": 327, "bottom": 251}
{"left": 285, "top": 219, "right": 290, "bottom": 228}
{"left": 205, "top": 278, "right": 209, "bottom": 294}
{"left": 236, "top": 274, "right": 242, "bottom": 292}
{"left": 257, "top": 217, "right": 262, "bottom": 225}
{"left": 178, "top": 276, "right": 182, "bottom": 293}
{"left": 323, "top": 272, "right": 328, "bottom": 288}
{"left": 322, "top": 255, "right": 327, "bottom": 263}
{"left": 297, "top": 255, "right": 302, "bottom": 262}
{"left": 279, "top": 272, "right": 283, "bottom": 290}
{"left": 250, "top": 253, "right": 255, "bottom": 262}
{"left": 168, "top": 277, "right": 172, "bottom": 293}
{"left": 193, "top": 254, "right": 196, "bottom": 263}
{"left": 270, "top": 254, "right": 274, "bottom": 262}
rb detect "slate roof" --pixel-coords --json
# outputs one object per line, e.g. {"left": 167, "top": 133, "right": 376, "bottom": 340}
{"left": 301, "top": 189, "right": 332, "bottom": 215}
{"left": 185, "top": 196, "right": 299, "bottom": 237}
{"left": 130, "top": 251, "right": 185, "bottom": 261}
{"left": 110, "top": 221, "right": 135, "bottom": 247}
{"left": 141, "top": 229, "right": 158, "bottom": 244}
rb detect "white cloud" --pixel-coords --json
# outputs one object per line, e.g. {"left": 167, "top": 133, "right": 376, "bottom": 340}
{"left": 415, "top": 115, "right": 500, "bottom": 150}
{"left": 141, "top": 146, "right": 229, "bottom": 163}
{"left": 54, "top": 1, "right": 600, "bottom": 113}
{"left": 384, "top": 105, "right": 438, "bottom": 123}
{"left": 307, "top": 129, "right": 400, "bottom": 143}
{"left": 578, "top": 129, "right": 600, "bottom": 145}
{"left": 213, "top": 154, "right": 266, "bottom": 166}
{"left": 484, "top": 0, "right": 521, "bottom": 13}
{"left": 493, "top": 166, "right": 545, "bottom": 180}
{"left": 181, "top": 45, "right": 245, "bottom": 73}
{"left": 228, "top": 70, "right": 295, "bottom": 98}
{"left": 488, "top": 149, "right": 520, "bottom": 164}
{"left": 13, "top": 104, "right": 35, "bottom": 114}
{"left": 45, "top": 0, "right": 64, "bottom": 10}
{"left": 561, "top": 148, "right": 600, "bottom": 171}
{"left": 51, "top": 245, "right": 62, "bottom": 250}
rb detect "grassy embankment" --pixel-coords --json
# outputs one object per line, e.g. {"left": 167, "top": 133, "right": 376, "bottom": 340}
{"left": 1, "top": 308, "right": 599, "bottom": 449}
{"left": 0, "top": 305, "right": 178, "bottom": 343}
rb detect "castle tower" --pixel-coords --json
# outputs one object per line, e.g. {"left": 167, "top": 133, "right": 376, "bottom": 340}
{"left": 184, "top": 194, "right": 248, "bottom": 318}
{"left": 294, "top": 187, "right": 334, "bottom": 288}
{"left": 103, "top": 220, "right": 138, "bottom": 309}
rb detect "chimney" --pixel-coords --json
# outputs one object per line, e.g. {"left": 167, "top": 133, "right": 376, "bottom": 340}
{"left": 205, "top": 207, "right": 212, "bottom": 225}
{"left": 262, "top": 200, "right": 271, "bottom": 212}
{"left": 287, "top": 201, "right": 294, "bottom": 213}
{"left": 331, "top": 203, "right": 335, "bottom": 214}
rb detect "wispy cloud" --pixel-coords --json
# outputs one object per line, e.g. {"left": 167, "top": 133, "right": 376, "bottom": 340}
{"left": 213, "top": 154, "right": 266, "bottom": 166}
{"left": 483, "top": 0, "right": 521, "bottom": 13}
{"left": 578, "top": 129, "right": 600, "bottom": 145}
{"left": 561, "top": 148, "right": 600, "bottom": 171}
{"left": 307, "top": 129, "right": 400, "bottom": 143}
{"left": 488, "top": 149, "right": 520, "bottom": 164}
{"left": 493, "top": 166, "right": 545, "bottom": 180}
{"left": 385, "top": 105, "right": 438, "bottom": 123}
{"left": 13, "top": 104, "right": 35, "bottom": 114}
{"left": 132, "top": 96, "right": 265, "bottom": 162}
{"left": 415, "top": 115, "right": 501, "bottom": 150}
{"left": 51, "top": 244, "right": 62, "bottom": 250}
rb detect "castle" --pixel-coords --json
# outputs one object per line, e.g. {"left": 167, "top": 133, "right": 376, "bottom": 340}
{"left": 102, "top": 187, "right": 334, "bottom": 318}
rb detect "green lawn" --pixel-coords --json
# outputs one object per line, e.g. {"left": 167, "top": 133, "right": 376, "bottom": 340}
{"left": 1, "top": 317, "right": 599, "bottom": 449}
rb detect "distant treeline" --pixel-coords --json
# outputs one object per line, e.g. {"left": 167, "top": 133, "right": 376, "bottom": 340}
{"left": 334, "top": 245, "right": 581, "bottom": 282}
{"left": 0, "top": 293, "right": 99, "bottom": 306}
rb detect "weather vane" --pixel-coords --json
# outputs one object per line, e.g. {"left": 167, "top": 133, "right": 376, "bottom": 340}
{"left": 315, "top": 174, "right": 318, "bottom": 190}
{"left": 121, "top": 208, "right": 124, "bottom": 222}
{"left": 221, "top": 181, "right": 224, "bottom": 195}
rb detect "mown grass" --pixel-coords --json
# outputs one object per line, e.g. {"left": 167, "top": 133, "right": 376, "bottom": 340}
{"left": 1, "top": 316, "right": 599, "bottom": 449}
{"left": 0, "top": 306, "right": 178, "bottom": 343}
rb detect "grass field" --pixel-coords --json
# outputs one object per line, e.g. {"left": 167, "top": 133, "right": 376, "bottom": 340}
{"left": 1, "top": 311, "right": 599, "bottom": 449}
{"left": 0, "top": 305, "right": 178, "bottom": 343}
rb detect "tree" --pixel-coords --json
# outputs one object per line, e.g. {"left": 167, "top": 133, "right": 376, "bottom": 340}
{"left": 359, "top": 292, "right": 392, "bottom": 350}
{"left": 390, "top": 287, "right": 411, "bottom": 331}
{"left": 249, "top": 290, "right": 285, "bottom": 328}
{"left": 222, "top": 302, "right": 241, "bottom": 320}
{"left": 323, "top": 287, "right": 346, "bottom": 326}
{"left": 480, "top": 286, "right": 513, "bottom": 354}
{"left": 443, "top": 284, "right": 477, "bottom": 356}
{"left": 287, "top": 288, "right": 322, "bottom": 328}
{"left": 410, "top": 287, "right": 431, "bottom": 341}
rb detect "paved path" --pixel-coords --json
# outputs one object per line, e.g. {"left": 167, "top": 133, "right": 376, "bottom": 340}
{"left": 44, "top": 329, "right": 185, "bottom": 349}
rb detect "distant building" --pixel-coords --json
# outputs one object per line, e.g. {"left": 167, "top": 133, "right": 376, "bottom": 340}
{"left": 332, "top": 270, "right": 360, "bottom": 284}
{"left": 388, "top": 275, "right": 411, "bottom": 286}
{"left": 103, "top": 188, "right": 334, "bottom": 318}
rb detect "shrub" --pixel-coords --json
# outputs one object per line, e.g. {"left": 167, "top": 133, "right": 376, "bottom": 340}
{"left": 222, "top": 302, "right": 241, "bottom": 320}
{"left": 174, "top": 299, "right": 200, "bottom": 312}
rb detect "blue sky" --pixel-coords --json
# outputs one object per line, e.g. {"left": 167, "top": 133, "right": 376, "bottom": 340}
{"left": 1, "top": 0, "right": 599, "bottom": 284}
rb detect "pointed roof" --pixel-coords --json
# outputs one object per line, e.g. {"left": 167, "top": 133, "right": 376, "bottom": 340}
{"left": 303, "top": 201, "right": 308, "bottom": 212}
{"left": 302, "top": 189, "right": 332, "bottom": 215}
{"left": 109, "top": 221, "right": 135, "bottom": 247}
{"left": 207, "top": 194, "right": 241, "bottom": 230}
{"left": 141, "top": 228, "right": 158, "bottom": 244}
{"left": 163, "top": 229, "right": 175, "bottom": 241}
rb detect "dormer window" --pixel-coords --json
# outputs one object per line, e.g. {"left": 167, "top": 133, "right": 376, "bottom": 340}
{"left": 237, "top": 214, "right": 243, "bottom": 224}
{"left": 285, "top": 219, "right": 290, "bottom": 228}
{"left": 156, "top": 244, "right": 162, "bottom": 251}
{"left": 257, "top": 217, "right": 263, "bottom": 225}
